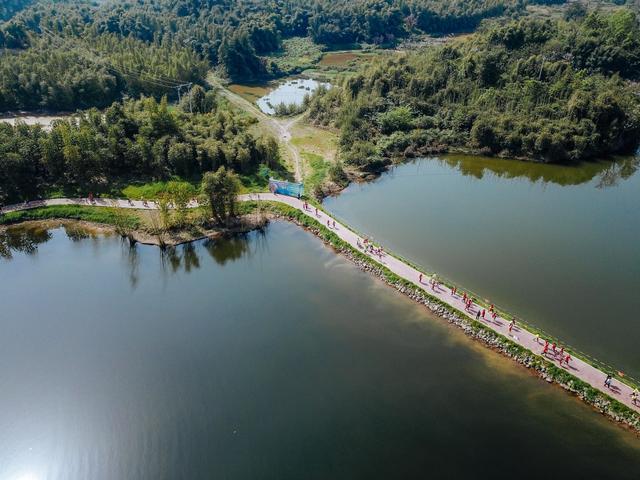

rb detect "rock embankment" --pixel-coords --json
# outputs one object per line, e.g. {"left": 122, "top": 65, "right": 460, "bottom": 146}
{"left": 275, "top": 213, "right": 640, "bottom": 434}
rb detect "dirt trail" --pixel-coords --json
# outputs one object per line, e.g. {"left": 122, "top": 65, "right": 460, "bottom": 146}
{"left": 213, "top": 79, "right": 303, "bottom": 182}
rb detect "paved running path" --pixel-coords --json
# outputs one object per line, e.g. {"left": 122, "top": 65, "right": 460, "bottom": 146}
{"left": 2, "top": 194, "right": 639, "bottom": 414}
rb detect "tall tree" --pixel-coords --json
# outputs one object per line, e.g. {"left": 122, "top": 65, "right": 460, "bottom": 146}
{"left": 201, "top": 166, "right": 241, "bottom": 225}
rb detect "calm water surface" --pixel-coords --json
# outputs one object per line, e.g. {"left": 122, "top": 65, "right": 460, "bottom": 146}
{"left": 257, "top": 79, "right": 328, "bottom": 115}
{"left": 325, "top": 155, "right": 640, "bottom": 379}
{"left": 0, "top": 222, "right": 639, "bottom": 479}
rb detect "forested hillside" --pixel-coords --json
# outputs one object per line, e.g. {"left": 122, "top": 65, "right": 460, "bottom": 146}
{"left": 0, "top": 0, "right": 33, "bottom": 22}
{"left": 0, "top": 0, "right": 569, "bottom": 111}
{"left": 0, "top": 35, "right": 208, "bottom": 111}
{"left": 307, "top": 10, "right": 640, "bottom": 167}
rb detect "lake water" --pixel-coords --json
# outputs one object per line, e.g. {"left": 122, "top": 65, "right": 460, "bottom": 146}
{"left": 257, "top": 78, "right": 328, "bottom": 115}
{"left": 0, "top": 222, "right": 639, "bottom": 479}
{"left": 325, "top": 154, "right": 640, "bottom": 380}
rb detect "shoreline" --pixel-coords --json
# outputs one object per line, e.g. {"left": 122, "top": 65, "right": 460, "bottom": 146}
{"left": 265, "top": 206, "right": 640, "bottom": 435}
{"left": 313, "top": 148, "right": 605, "bottom": 202}
{"left": 2, "top": 196, "right": 640, "bottom": 435}
{"left": 0, "top": 214, "right": 268, "bottom": 248}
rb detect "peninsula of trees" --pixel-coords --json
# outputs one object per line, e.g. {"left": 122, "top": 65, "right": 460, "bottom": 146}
{"left": 308, "top": 9, "right": 640, "bottom": 167}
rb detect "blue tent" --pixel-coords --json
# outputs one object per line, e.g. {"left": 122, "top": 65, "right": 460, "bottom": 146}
{"left": 269, "top": 178, "right": 304, "bottom": 197}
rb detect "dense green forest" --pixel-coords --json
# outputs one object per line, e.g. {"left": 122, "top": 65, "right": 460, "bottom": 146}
{"left": 0, "top": 0, "right": 570, "bottom": 111}
{"left": 0, "top": 88, "right": 281, "bottom": 204}
{"left": 1, "top": 0, "right": 637, "bottom": 200}
{"left": 307, "top": 9, "right": 640, "bottom": 167}
{"left": 0, "top": 35, "right": 208, "bottom": 111}
{"left": 0, "top": 0, "right": 33, "bottom": 22}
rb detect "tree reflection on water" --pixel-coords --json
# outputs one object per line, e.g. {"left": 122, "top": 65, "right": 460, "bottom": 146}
{"left": 203, "top": 235, "right": 251, "bottom": 266}
{"left": 158, "top": 238, "right": 221, "bottom": 275}
{"left": 155, "top": 228, "right": 270, "bottom": 277}
{"left": 434, "top": 154, "right": 640, "bottom": 187}
{"left": 595, "top": 156, "right": 640, "bottom": 189}
{"left": 0, "top": 225, "right": 51, "bottom": 259}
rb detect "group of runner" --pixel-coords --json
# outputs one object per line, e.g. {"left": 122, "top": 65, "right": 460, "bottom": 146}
{"left": 604, "top": 376, "right": 640, "bottom": 406}
{"left": 301, "top": 201, "right": 319, "bottom": 218}
{"left": 415, "top": 270, "right": 589, "bottom": 374}
{"left": 418, "top": 273, "right": 440, "bottom": 291}
{"left": 358, "top": 238, "right": 385, "bottom": 258}
{"left": 540, "top": 339, "right": 572, "bottom": 366}
{"left": 461, "top": 292, "right": 477, "bottom": 313}
{"left": 324, "top": 203, "right": 640, "bottom": 412}
{"left": 293, "top": 200, "right": 640, "bottom": 411}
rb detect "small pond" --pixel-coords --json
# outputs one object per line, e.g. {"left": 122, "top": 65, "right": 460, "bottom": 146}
{"left": 257, "top": 78, "right": 329, "bottom": 115}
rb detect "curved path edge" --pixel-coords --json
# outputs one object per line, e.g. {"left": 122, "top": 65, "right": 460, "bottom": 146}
{"left": 2, "top": 195, "right": 640, "bottom": 416}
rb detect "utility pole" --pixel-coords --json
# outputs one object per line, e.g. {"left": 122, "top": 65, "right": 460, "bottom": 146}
{"left": 174, "top": 82, "right": 192, "bottom": 109}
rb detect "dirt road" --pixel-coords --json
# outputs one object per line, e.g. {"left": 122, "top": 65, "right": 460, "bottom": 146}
{"left": 211, "top": 78, "right": 303, "bottom": 182}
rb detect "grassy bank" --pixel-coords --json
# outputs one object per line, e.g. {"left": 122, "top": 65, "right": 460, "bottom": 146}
{"left": 0, "top": 205, "right": 141, "bottom": 229}
{"left": 301, "top": 152, "right": 328, "bottom": 191}
{"left": 265, "top": 37, "right": 324, "bottom": 76}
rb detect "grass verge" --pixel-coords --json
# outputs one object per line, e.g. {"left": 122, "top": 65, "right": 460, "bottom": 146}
{"left": 301, "top": 152, "right": 328, "bottom": 190}
{"left": 0, "top": 205, "right": 141, "bottom": 229}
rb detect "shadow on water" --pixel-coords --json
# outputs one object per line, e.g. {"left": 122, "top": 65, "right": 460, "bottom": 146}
{"left": 595, "top": 157, "right": 640, "bottom": 189}
{"left": 122, "top": 241, "right": 140, "bottom": 289}
{"left": 1, "top": 222, "right": 274, "bottom": 293}
{"left": 0, "top": 225, "right": 52, "bottom": 259}
{"left": 160, "top": 244, "right": 196, "bottom": 274}
{"left": 157, "top": 229, "right": 270, "bottom": 276}
{"left": 183, "top": 243, "right": 201, "bottom": 271}
{"left": 203, "top": 228, "right": 270, "bottom": 266}
{"left": 0, "top": 223, "right": 115, "bottom": 260}
{"left": 416, "top": 154, "right": 640, "bottom": 187}
{"left": 156, "top": 224, "right": 275, "bottom": 276}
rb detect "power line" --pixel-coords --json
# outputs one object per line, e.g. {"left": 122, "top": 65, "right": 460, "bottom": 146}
{"left": 39, "top": 29, "right": 200, "bottom": 108}
{"left": 40, "top": 28, "right": 194, "bottom": 96}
